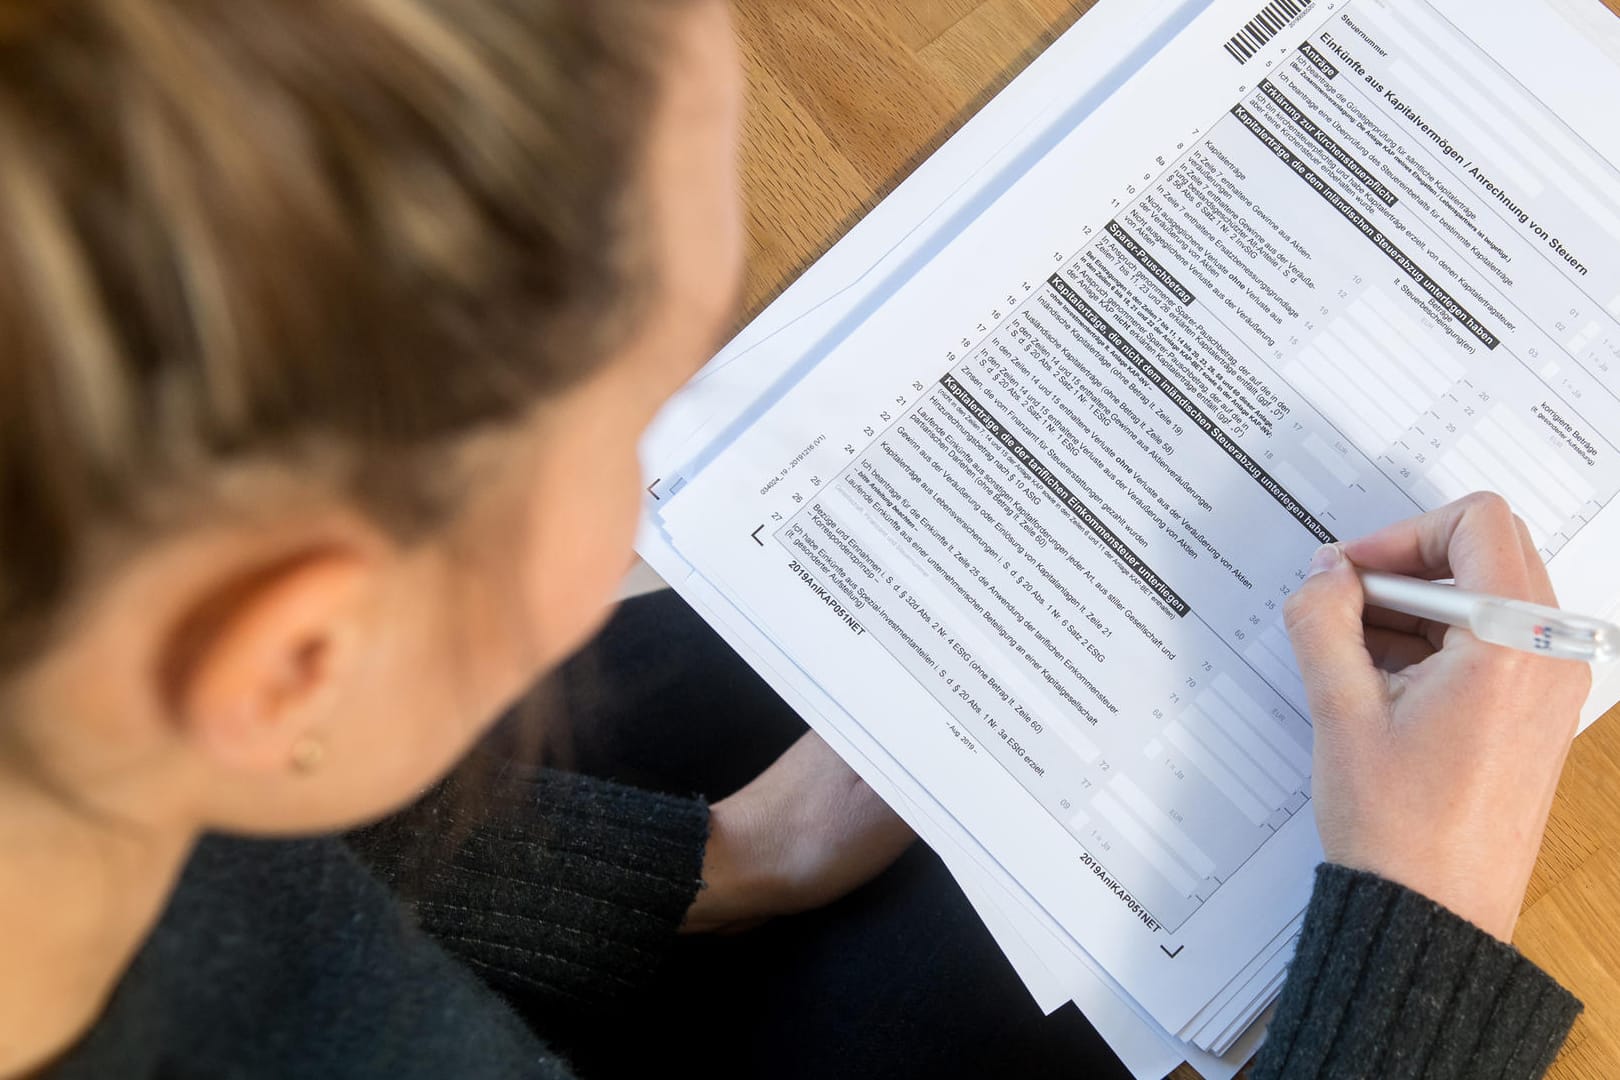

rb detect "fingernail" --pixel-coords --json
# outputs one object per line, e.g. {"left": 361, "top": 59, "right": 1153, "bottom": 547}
{"left": 1305, "top": 544, "right": 1343, "bottom": 579}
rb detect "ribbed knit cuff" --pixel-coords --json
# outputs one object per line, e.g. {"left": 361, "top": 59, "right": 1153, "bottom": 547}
{"left": 352, "top": 766, "right": 709, "bottom": 1010}
{"left": 1251, "top": 864, "right": 1580, "bottom": 1080}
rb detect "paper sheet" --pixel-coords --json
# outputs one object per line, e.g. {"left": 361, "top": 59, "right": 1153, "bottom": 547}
{"left": 644, "top": 1, "right": 1230, "bottom": 1073}
{"left": 635, "top": 0, "right": 1620, "bottom": 1068}
{"left": 644, "top": 2, "right": 1216, "bottom": 1071}
{"left": 656, "top": 0, "right": 1620, "bottom": 1049}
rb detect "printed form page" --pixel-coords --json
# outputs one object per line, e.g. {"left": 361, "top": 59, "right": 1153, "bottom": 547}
{"left": 660, "top": 0, "right": 1620, "bottom": 1032}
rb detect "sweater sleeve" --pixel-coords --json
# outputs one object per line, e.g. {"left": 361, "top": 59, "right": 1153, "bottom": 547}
{"left": 1251, "top": 864, "right": 1581, "bottom": 1080}
{"left": 348, "top": 762, "right": 709, "bottom": 1015}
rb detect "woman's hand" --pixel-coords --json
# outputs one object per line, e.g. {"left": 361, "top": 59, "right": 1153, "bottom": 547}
{"left": 1284, "top": 493, "right": 1591, "bottom": 941}
{"left": 682, "top": 731, "right": 915, "bottom": 934}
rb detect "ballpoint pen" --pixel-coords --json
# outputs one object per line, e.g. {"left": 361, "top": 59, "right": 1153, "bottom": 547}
{"left": 1358, "top": 570, "right": 1620, "bottom": 663}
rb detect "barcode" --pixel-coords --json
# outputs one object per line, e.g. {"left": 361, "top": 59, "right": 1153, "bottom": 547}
{"left": 1223, "top": 0, "right": 1315, "bottom": 64}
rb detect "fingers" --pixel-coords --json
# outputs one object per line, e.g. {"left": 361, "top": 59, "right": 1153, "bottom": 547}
{"left": 1363, "top": 626, "right": 1437, "bottom": 673}
{"left": 1283, "top": 545, "right": 1389, "bottom": 740}
{"left": 1361, "top": 605, "right": 1450, "bottom": 652}
{"left": 1513, "top": 515, "right": 1558, "bottom": 606}
{"left": 1340, "top": 492, "right": 1543, "bottom": 601}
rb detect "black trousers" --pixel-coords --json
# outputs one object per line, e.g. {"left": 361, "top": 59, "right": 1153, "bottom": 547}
{"left": 537, "top": 589, "right": 1132, "bottom": 1080}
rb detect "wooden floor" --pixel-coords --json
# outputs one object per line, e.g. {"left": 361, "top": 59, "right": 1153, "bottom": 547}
{"left": 731, "top": 2, "right": 1620, "bottom": 1077}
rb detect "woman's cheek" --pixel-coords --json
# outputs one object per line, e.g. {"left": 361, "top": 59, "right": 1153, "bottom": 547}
{"left": 522, "top": 445, "right": 644, "bottom": 669}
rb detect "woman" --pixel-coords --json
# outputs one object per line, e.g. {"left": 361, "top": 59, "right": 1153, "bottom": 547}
{"left": 0, "top": 0, "right": 1588, "bottom": 1076}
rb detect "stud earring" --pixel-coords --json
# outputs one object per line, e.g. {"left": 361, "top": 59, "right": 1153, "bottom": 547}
{"left": 290, "top": 736, "right": 326, "bottom": 774}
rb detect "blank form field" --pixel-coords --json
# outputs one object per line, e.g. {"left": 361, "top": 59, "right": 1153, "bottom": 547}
{"left": 1359, "top": 289, "right": 1466, "bottom": 384}
{"left": 1310, "top": 333, "right": 1422, "bottom": 432}
{"left": 1482, "top": 409, "right": 1595, "bottom": 507}
{"left": 1328, "top": 319, "right": 1435, "bottom": 414}
{"left": 1092, "top": 790, "right": 1200, "bottom": 896}
{"left": 1211, "top": 673, "right": 1312, "bottom": 777}
{"left": 1303, "top": 433, "right": 1358, "bottom": 485}
{"left": 1422, "top": 459, "right": 1476, "bottom": 506}
{"left": 1197, "top": 692, "right": 1303, "bottom": 793}
{"left": 1438, "top": 449, "right": 1554, "bottom": 548}
{"left": 1165, "top": 722, "right": 1271, "bottom": 826}
{"left": 1242, "top": 641, "right": 1300, "bottom": 712}
{"left": 1182, "top": 708, "right": 1288, "bottom": 807}
{"left": 1286, "top": 362, "right": 1385, "bottom": 450}
{"left": 1455, "top": 434, "right": 1568, "bottom": 532}
{"left": 1251, "top": 627, "right": 1308, "bottom": 705}
{"left": 1348, "top": 299, "right": 1450, "bottom": 396}
{"left": 1110, "top": 775, "right": 1218, "bottom": 880}
{"left": 1047, "top": 716, "right": 1103, "bottom": 764}
{"left": 1569, "top": 322, "right": 1603, "bottom": 354}
{"left": 1299, "top": 348, "right": 1407, "bottom": 443}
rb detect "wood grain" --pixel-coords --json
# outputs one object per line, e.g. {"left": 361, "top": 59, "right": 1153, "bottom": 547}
{"left": 730, "top": 2, "right": 1620, "bottom": 1077}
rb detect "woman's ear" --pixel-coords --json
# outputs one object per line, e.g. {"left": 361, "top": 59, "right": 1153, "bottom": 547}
{"left": 162, "top": 551, "right": 374, "bottom": 774}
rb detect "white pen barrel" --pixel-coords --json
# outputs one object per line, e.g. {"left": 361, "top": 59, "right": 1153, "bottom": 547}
{"left": 1358, "top": 571, "right": 1480, "bottom": 626}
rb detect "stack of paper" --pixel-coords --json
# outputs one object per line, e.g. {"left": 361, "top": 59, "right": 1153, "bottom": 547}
{"left": 636, "top": 1, "right": 1620, "bottom": 1075}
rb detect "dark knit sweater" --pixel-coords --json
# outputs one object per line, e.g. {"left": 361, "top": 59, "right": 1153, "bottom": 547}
{"left": 47, "top": 774, "right": 1578, "bottom": 1079}
{"left": 1249, "top": 864, "right": 1581, "bottom": 1079}
{"left": 347, "top": 765, "right": 712, "bottom": 1016}
{"left": 48, "top": 768, "right": 709, "bottom": 1080}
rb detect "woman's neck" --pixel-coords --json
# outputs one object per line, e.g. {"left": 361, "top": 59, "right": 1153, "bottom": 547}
{"left": 0, "top": 777, "right": 194, "bottom": 1077}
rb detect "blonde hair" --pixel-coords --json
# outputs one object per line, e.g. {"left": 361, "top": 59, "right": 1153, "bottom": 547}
{"left": 0, "top": 0, "right": 680, "bottom": 674}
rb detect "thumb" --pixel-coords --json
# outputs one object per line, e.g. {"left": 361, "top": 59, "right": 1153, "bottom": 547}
{"left": 1283, "top": 545, "right": 1384, "bottom": 729}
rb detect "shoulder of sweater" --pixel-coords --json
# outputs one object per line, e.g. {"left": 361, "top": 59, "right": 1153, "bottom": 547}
{"left": 50, "top": 835, "right": 571, "bottom": 1080}
{"left": 348, "top": 766, "right": 711, "bottom": 1015}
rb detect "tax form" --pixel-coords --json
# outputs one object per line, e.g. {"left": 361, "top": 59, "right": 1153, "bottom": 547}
{"left": 646, "top": 3, "right": 1251, "bottom": 1074}
{"left": 645, "top": 0, "right": 1620, "bottom": 1072}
